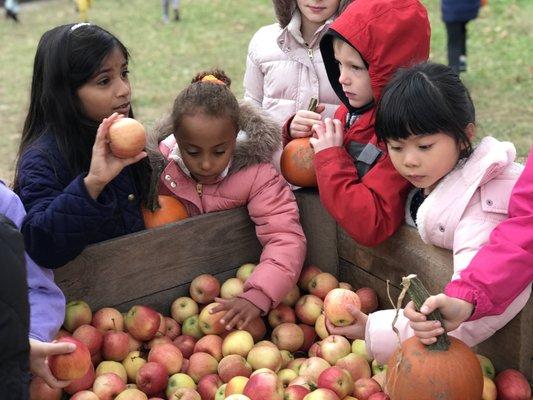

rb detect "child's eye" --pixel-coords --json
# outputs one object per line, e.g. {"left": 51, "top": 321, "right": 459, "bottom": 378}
{"left": 97, "top": 78, "right": 109, "bottom": 86}
{"left": 214, "top": 150, "right": 226, "bottom": 156}
{"left": 186, "top": 151, "right": 199, "bottom": 156}
{"left": 389, "top": 146, "right": 402, "bottom": 152}
{"left": 122, "top": 70, "right": 130, "bottom": 78}
{"left": 418, "top": 144, "right": 433, "bottom": 150}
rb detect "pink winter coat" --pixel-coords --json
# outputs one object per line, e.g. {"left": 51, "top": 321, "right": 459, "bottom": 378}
{"left": 365, "top": 137, "right": 531, "bottom": 364}
{"left": 445, "top": 145, "right": 533, "bottom": 320}
{"left": 243, "top": 10, "right": 340, "bottom": 126}
{"left": 149, "top": 102, "right": 307, "bottom": 314}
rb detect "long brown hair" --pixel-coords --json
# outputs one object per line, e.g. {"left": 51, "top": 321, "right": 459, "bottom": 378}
{"left": 273, "top": 0, "right": 353, "bottom": 28}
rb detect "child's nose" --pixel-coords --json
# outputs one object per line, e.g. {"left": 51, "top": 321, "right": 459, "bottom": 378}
{"left": 201, "top": 158, "right": 211, "bottom": 171}
{"left": 116, "top": 80, "right": 130, "bottom": 97}
{"left": 403, "top": 152, "right": 419, "bottom": 167}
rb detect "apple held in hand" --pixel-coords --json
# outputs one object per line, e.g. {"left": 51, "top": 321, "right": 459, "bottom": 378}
{"left": 108, "top": 117, "right": 146, "bottom": 158}
{"left": 323, "top": 288, "right": 361, "bottom": 327}
{"left": 49, "top": 336, "right": 92, "bottom": 381}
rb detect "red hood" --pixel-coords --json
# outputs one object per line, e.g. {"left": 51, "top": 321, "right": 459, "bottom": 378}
{"left": 320, "top": 0, "right": 430, "bottom": 110}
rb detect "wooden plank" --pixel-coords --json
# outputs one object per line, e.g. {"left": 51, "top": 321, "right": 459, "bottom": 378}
{"left": 294, "top": 189, "right": 339, "bottom": 275}
{"left": 338, "top": 225, "right": 453, "bottom": 295}
{"left": 55, "top": 208, "right": 262, "bottom": 310}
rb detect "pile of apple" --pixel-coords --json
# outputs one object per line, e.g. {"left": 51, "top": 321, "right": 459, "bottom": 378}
{"left": 29, "top": 264, "right": 532, "bottom": 400}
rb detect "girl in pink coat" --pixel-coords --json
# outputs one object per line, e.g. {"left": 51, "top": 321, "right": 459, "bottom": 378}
{"left": 148, "top": 70, "right": 307, "bottom": 331}
{"left": 326, "top": 62, "right": 531, "bottom": 364}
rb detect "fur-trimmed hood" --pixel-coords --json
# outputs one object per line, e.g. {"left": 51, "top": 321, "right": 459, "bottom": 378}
{"left": 273, "top": 0, "right": 354, "bottom": 28}
{"left": 146, "top": 100, "right": 281, "bottom": 178}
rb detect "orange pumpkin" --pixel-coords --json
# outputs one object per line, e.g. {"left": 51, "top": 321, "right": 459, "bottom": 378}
{"left": 142, "top": 195, "right": 188, "bottom": 229}
{"left": 280, "top": 138, "right": 317, "bottom": 187}
{"left": 385, "top": 275, "right": 483, "bottom": 400}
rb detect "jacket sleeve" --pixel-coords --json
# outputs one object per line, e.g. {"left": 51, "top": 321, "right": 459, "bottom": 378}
{"left": 18, "top": 148, "right": 118, "bottom": 268}
{"left": 313, "top": 146, "right": 411, "bottom": 246}
{"left": 445, "top": 152, "right": 533, "bottom": 320}
{"left": 243, "top": 38, "right": 264, "bottom": 109}
{"left": 1, "top": 186, "right": 65, "bottom": 342}
{"left": 239, "top": 164, "right": 307, "bottom": 314}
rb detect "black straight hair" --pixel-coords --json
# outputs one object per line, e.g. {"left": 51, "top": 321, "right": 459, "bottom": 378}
{"left": 375, "top": 62, "right": 474, "bottom": 157}
{"left": 14, "top": 23, "right": 151, "bottom": 205}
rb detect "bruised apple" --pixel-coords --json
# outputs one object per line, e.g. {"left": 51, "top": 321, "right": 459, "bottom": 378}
{"left": 108, "top": 117, "right": 146, "bottom": 158}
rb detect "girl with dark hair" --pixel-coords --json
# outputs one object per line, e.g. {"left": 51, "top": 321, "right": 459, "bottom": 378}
{"left": 148, "top": 69, "right": 306, "bottom": 330}
{"left": 244, "top": 0, "right": 352, "bottom": 169}
{"left": 14, "top": 23, "right": 152, "bottom": 269}
{"left": 325, "top": 62, "right": 530, "bottom": 365}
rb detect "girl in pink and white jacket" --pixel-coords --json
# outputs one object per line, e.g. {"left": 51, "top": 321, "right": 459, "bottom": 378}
{"left": 148, "top": 70, "right": 306, "bottom": 331}
{"left": 326, "top": 62, "right": 531, "bottom": 364}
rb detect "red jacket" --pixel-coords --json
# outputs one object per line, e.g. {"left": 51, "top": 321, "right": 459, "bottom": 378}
{"left": 284, "top": 0, "right": 430, "bottom": 246}
{"left": 445, "top": 145, "right": 533, "bottom": 320}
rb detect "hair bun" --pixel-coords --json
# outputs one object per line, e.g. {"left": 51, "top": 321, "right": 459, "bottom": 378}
{"left": 192, "top": 69, "right": 232, "bottom": 87}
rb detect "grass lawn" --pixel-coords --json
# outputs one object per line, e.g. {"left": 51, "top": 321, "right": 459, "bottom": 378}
{"left": 0, "top": 0, "right": 531, "bottom": 182}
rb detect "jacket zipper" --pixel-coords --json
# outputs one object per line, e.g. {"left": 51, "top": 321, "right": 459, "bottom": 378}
{"left": 308, "top": 47, "right": 313, "bottom": 60}
{"left": 196, "top": 183, "right": 203, "bottom": 197}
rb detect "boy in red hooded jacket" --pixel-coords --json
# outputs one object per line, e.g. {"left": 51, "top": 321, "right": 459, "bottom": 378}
{"left": 283, "top": 0, "right": 430, "bottom": 246}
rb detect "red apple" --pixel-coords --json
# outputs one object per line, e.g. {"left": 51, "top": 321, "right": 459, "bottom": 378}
{"left": 29, "top": 376, "right": 62, "bottom": 400}
{"left": 317, "top": 366, "right": 354, "bottom": 399}
{"left": 323, "top": 288, "right": 361, "bottom": 326}
{"left": 136, "top": 362, "right": 169, "bottom": 396}
{"left": 243, "top": 370, "right": 284, "bottom": 400}
{"left": 218, "top": 354, "right": 253, "bottom": 383}
{"left": 367, "top": 392, "right": 390, "bottom": 400}
{"left": 165, "top": 317, "right": 181, "bottom": 340}
{"left": 70, "top": 391, "right": 100, "bottom": 400}
{"left": 335, "top": 353, "right": 371, "bottom": 382}
{"left": 73, "top": 324, "right": 104, "bottom": 355}
{"left": 92, "top": 307, "right": 124, "bottom": 332}
{"left": 268, "top": 303, "right": 297, "bottom": 328}
{"left": 108, "top": 117, "right": 147, "bottom": 159}
{"left": 308, "top": 272, "right": 339, "bottom": 299}
{"left": 298, "top": 323, "right": 317, "bottom": 353}
{"left": 281, "top": 285, "right": 301, "bottom": 307}
{"left": 320, "top": 335, "right": 351, "bottom": 365}
{"left": 295, "top": 295, "right": 323, "bottom": 325}
{"left": 189, "top": 274, "right": 220, "bottom": 304}
{"left": 302, "top": 388, "right": 340, "bottom": 400}
{"left": 284, "top": 384, "right": 310, "bottom": 400}
{"left": 353, "top": 377, "right": 382, "bottom": 400}
{"left": 64, "top": 362, "right": 95, "bottom": 394}
{"left": 244, "top": 317, "right": 266, "bottom": 342}
{"left": 148, "top": 342, "right": 183, "bottom": 375}
{"left": 355, "top": 287, "right": 379, "bottom": 314}
{"left": 197, "top": 374, "right": 223, "bottom": 400}
{"left": 494, "top": 369, "right": 532, "bottom": 400}
{"left": 187, "top": 352, "right": 219, "bottom": 383}
{"left": 92, "top": 372, "right": 127, "bottom": 400}
{"left": 298, "top": 265, "right": 322, "bottom": 290}
{"left": 271, "top": 323, "right": 304, "bottom": 352}
{"left": 49, "top": 336, "right": 91, "bottom": 381}
{"left": 194, "top": 334, "right": 223, "bottom": 361}
{"left": 124, "top": 305, "right": 160, "bottom": 341}
{"left": 198, "top": 303, "right": 226, "bottom": 335}
{"left": 102, "top": 330, "right": 130, "bottom": 361}
{"left": 63, "top": 300, "right": 92, "bottom": 332}
{"left": 298, "top": 357, "right": 330, "bottom": 381}
{"left": 174, "top": 334, "right": 197, "bottom": 359}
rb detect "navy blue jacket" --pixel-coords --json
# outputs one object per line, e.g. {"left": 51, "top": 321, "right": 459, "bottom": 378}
{"left": 17, "top": 133, "right": 145, "bottom": 269}
{"left": 441, "top": 0, "right": 480, "bottom": 23}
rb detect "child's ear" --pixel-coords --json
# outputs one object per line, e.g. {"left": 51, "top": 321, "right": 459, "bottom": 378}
{"left": 465, "top": 123, "right": 475, "bottom": 141}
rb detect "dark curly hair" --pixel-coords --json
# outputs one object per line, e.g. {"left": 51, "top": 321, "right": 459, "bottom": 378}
{"left": 171, "top": 69, "right": 240, "bottom": 136}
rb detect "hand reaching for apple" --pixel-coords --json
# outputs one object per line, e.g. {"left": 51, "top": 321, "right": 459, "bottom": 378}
{"left": 210, "top": 297, "right": 261, "bottom": 331}
{"left": 309, "top": 118, "right": 344, "bottom": 154}
{"left": 404, "top": 294, "right": 474, "bottom": 345}
{"left": 324, "top": 305, "right": 368, "bottom": 340}
{"left": 29, "top": 338, "right": 75, "bottom": 388}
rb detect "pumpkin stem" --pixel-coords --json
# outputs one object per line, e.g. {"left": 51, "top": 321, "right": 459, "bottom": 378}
{"left": 402, "top": 274, "right": 450, "bottom": 351}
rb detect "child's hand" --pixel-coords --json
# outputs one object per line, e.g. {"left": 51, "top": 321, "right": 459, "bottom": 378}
{"left": 85, "top": 113, "right": 147, "bottom": 199}
{"left": 404, "top": 294, "right": 474, "bottom": 345}
{"left": 309, "top": 118, "right": 344, "bottom": 154}
{"left": 210, "top": 297, "right": 261, "bottom": 331}
{"left": 324, "top": 305, "right": 368, "bottom": 340}
{"left": 29, "top": 338, "right": 76, "bottom": 389}
{"left": 289, "top": 104, "right": 326, "bottom": 138}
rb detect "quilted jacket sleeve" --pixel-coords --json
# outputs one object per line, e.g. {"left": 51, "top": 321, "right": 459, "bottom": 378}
{"left": 239, "top": 164, "right": 307, "bottom": 314}
{"left": 243, "top": 37, "right": 265, "bottom": 109}
{"left": 18, "top": 148, "right": 117, "bottom": 268}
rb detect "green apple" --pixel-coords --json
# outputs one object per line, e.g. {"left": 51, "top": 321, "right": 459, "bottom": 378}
{"left": 351, "top": 339, "right": 372, "bottom": 362}
{"left": 477, "top": 354, "right": 495, "bottom": 379}
{"left": 371, "top": 359, "right": 387, "bottom": 376}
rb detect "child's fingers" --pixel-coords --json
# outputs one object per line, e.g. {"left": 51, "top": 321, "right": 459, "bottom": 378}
{"left": 419, "top": 337, "right": 438, "bottom": 346}
{"left": 40, "top": 368, "right": 71, "bottom": 389}
{"left": 315, "top": 104, "right": 326, "bottom": 114}
{"left": 224, "top": 312, "right": 243, "bottom": 331}
{"left": 410, "top": 319, "right": 443, "bottom": 335}
{"left": 297, "top": 110, "right": 323, "bottom": 121}
{"left": 122, "top": 151, "right": 148, "bottom": 166}
{"left": 220, "top": 308, "right": 237, "bottom": 328}
{"left": 404, "top": 301, "right": 427, "bottom": 322}
{"left": 45, "top": 342, "right": 76, "bottom": 356}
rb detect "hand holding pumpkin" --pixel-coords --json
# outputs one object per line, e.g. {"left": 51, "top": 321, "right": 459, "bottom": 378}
{"left": 404, "top": 293, "right": 474, "bottom": 345}
{"left": 309, "top": 117, "right": 344, "bottom": 154}
{"left": 289, "top": 104, "right": 326, "bottom": 138}
{"left": 324, "top": 304, "right": 367, "bottom": 340}
{"left": 210, "top": 296, "right": 261, "bottom": 331}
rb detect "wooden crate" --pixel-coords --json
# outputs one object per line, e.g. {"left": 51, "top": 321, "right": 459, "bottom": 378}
{"left": 54, "top": 190, "right": 533, "bottom": 382}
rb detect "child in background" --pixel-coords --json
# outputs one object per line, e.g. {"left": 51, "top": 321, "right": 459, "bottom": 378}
{"left": 244, "top": 0, "right": 351, "bottom": 168}
{"left": 0, "top": 182, "right": 72, "bottom": 392}
{"left": 162, "top": 0, "right": 180, "bottom": 23}
{"left": 405, "top": 145, "right": 533, "bottom": 344}
{"left": 14, "top": 23, "right": 152, "bottom": 269}
{"left": 283, "top": 0, "right": 430, "bottom": 246}
{"left": 441, "top": 0, "right": 481, "bottom": 74}
{"left": 148, "top": 70, "right": 306, "bottom": 330}
{"left": 326, "top": 62, "right": 531, "bottom": 364}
